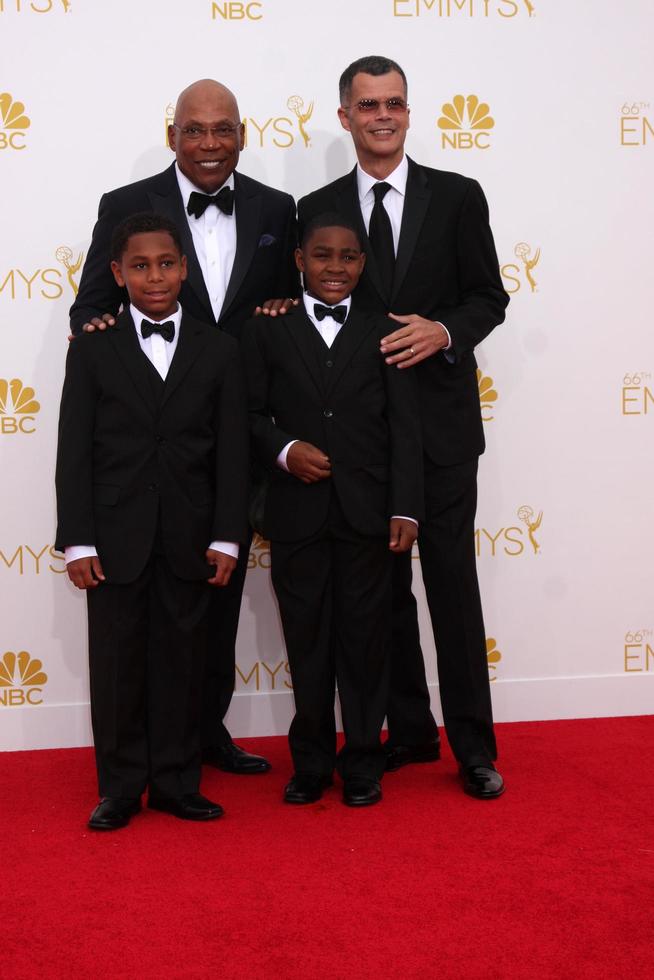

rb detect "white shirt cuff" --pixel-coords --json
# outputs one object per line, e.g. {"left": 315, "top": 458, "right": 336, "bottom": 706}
{"left": 439, "top": 322, "right": 452, "bottom": 350}
{"left": 208, "top": 541, "right": 239, "bottom": 560}
{"left": 392, "top": 516, "right": 418, "bottom": 527}
{"left": 277, "top": 440, "right": 299, "bottom": 472}
{"left": 65, "top": 545, "right": 98, "bottom": 565}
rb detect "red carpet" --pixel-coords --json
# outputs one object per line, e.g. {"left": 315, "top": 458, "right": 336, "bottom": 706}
{"left": 1, "top": 717, "right": 652, "bottom": 979}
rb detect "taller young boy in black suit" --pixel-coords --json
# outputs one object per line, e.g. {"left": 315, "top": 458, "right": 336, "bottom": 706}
{"left": 69, "top": 79, "right": 299, "bottom": 776}
{"left": 56, "top": 213, "right": 249, "bottom": 829}
{"left": 242, "top": 215, "right": 423, "bottom": 807}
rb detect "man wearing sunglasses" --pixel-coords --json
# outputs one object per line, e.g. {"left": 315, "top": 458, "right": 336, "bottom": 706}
{"left": 297, "top": 56, "right": 509, "bottom": 800}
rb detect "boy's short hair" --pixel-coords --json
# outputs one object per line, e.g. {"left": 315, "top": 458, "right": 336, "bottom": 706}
{"left": 339, "top": 56, "right": 407, "bottom": 106}
{"left": 110, "top": 212, "right": 183, "bottom": 262}
{"left": 300, "top": 212, "right": 363, "bottom": 251}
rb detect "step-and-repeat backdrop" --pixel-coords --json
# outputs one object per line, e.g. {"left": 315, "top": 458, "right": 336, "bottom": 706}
{"left": 1, "top": 0, "right": 652, "bottom": 749}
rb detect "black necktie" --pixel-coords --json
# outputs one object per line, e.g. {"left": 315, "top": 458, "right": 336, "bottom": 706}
{"left": 368, "top": 182, "right": 395, "bottom": 300}
{"left": 187, "top": 186, "right": 234, "bottom": 219}
{"left": 141, "top": 319, "right": 175, "bottom": 342}
{"left": 314, "top": 303, "right": 347, "bottom": 325}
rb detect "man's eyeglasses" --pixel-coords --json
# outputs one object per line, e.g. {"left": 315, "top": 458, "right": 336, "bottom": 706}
{"left": 343, "top": 98, "right": 408, "bottom": 114}
{"left": 172, "top": 123, "right": 241, "bottom": 142}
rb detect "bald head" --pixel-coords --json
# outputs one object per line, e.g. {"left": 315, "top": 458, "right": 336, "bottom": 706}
{"left": 174, "top": 79, "right": 240, "bottom": 127}
{"left": 169, "top": 78, "right": 245, "bottom": 194}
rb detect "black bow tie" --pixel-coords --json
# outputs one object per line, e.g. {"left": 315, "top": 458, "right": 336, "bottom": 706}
{"left": 141, "top": 319, "right": 175, "bottom": 342}
{"left": 314, "top": 303, "right": 347, "bottom": 325}
{"left": 187, "top": 186, "right": 234, "bottom": 219}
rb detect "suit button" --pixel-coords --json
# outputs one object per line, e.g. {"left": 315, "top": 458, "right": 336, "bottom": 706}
{"left": 326, "top": 360, "right": 334, "bottom": 368}
{"left": 148, "top": 483, "right": 158, "bottom": 492}
{"left": 156, "top": 435, "right": 164, "bottom": 443}
{"left": 323, "top": 409, "right": 333, "bottom": 418}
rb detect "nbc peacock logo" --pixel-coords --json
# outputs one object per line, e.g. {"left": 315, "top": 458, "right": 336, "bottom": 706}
{"left": 486, "top": 637, "right": 502, "bottom": 680}
{"left": 477, "top": 369, "right": 498, "bottom": 422}
{"left": 438, "top": 94, "right": 494, "bottom": 149}
{"left": 0, "top": 379, "right": 40, "bottom": 435}
{"left": 0, "top": 92, "right": 30, "bottom": 150}
{"left": 0, "top": 651, "right": 48, "bottom": 706}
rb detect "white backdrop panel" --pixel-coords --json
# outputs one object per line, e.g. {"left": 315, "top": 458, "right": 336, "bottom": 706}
{"left": 1, "top": 0, "right": 652, "bottom": 749}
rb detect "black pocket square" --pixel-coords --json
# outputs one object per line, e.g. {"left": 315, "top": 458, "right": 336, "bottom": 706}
{"left": 258, "top": 233, "right": 277, "bottom": 247}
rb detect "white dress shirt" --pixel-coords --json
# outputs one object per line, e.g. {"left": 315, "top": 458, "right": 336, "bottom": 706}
{"left": 357, "top": 155, "right": 451, "bottom": 352}
{"left": 175, "top": 163, "right": 236, "bottom": 323}
{"left": 65, "top": 303, "right": 238, "bottom": 565}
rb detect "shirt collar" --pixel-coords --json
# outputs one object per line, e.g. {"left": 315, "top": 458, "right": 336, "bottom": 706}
{"left": 175, "top": 162, "right": 235, "bottom": 207}
{"left": 356, "top": 154, "right": 408, "bottom": 202}
{"left": 131, "top": 302, "right": 182, "bottom": 330}
{"left": 303, "top": 290, "right": 352, "bottom": 322}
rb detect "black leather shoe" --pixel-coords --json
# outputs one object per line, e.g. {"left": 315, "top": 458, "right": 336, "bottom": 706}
{"left": 203, "top": 742, "right": 271, "bottom": 774}
{"left": 343, "top": 777, "right": 382, "bottom": 807}
{"left": 148, "top": 792, "right": 224, "bottom": 820}
{"left": 284, "top": 773, "right": 332, "bottom": 804}
{"left": 384, "top": 740, "right": 440, "bottom": 772}
{"left": 88, "top": 797, "right": 141, "bottom": 831}
{"left": 460, "top": 765, "right": 505, "bottom": 800}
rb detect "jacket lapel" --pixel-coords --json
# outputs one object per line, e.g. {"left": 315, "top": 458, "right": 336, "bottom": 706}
{"left": 220, "top": 171, "right": 263, "bottom": 320}
{"left": 392, "top": 158, "right": 432, "bottom": 302}
{"left": 325, "top": 306, "right": 379, "bottom": 397}
{"left": 160, "top": 314, "right": 211, "bottom": 409}
{"left": 147, "top": 165, "right": 214, "bottom": 322}
{"left": 108, "top": 311, "right": 159, "bottom": 416}
{"left": 284, "top": 308, "right": 325, "bottom": 398}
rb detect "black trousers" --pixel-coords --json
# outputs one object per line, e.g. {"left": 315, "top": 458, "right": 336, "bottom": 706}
{"left": 386, "top": 458, "right": 497, "bottom": 765}
{"left": 271, "top": 496, "right": 391, "bottom": 780}
{"left": 200, "top": 527, "right": 252, "bottom": 751}
{"left": 87, "top": 555, "right": 210, "bottom": 799}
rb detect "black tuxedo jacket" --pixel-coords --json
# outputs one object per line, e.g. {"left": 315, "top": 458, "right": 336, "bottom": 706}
{"left": 55, "top": 310, "right": 249, "bottom": 583}
{"left": 241, "top": 305, "right": 424, "bottom": 542}
{"left": 298, "top": 159, "right": 509, "bottom": 465}
{"left": 70, "top": 163, "right": 299, "bottom": 338}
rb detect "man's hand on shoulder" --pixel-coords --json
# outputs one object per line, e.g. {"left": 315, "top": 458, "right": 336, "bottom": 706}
{"left": 381, "top": 313, "right": 449, "bottom": 368}
{"left": 83, "top": 313, "right": 117, "bottom": 333}
{"left": 206, "top": 549, "right": 237, "bottom": 587}
{"left": 286, "top": 442, "right": 331, "bottom": 484}
{"left": 389, "top": 518, "right": 418, "bottom": 553}
{"left": 67, "top": 313, "right": 117, "bottom": 342}
{"left": 254, "top": 297, "right": 300, "bottom": 317}
{"left": 66, "top": 556, "right": 106, "bottom": 589}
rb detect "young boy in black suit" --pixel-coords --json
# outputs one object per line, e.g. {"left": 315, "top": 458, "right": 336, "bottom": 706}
{"left": 241, "top": 214, "right": 423, "bottom": 807}
{"left": 55, "top": 213, "right": 249, "bottom": 830}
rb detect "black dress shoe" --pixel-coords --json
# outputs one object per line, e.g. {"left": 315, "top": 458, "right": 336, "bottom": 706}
{"left": 148, "top": 792, "right": 224, "bottom": 820}
{"left": 343, "top": 777, "right": 382, "bottom": 807}
{"left": 460, "top": 764, "right": 505, "bottom": 800}
{"left": 88, "top": 797, "right": 141, "bottom": 831}
{"left": 384, "top": 740, "right": 441, "bottom": 772}
{"left": 203, "top": 742, "right": 271, "bottom": 774}
{"left": 283, "top": 773, "right": 332, "bottom": 805}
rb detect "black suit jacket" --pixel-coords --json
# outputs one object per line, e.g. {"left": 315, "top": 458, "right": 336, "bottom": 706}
{"left": 70, "top": 163, "right": 299, "bottom": 339}
{"left": 241, "top": 305, "right": 424, "bottom": 542}
{"left": 55, "top": 310, "right": 249, "bottom": 583}
{"left": 298, "top": 159, "right": 509, "bottom": 465}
